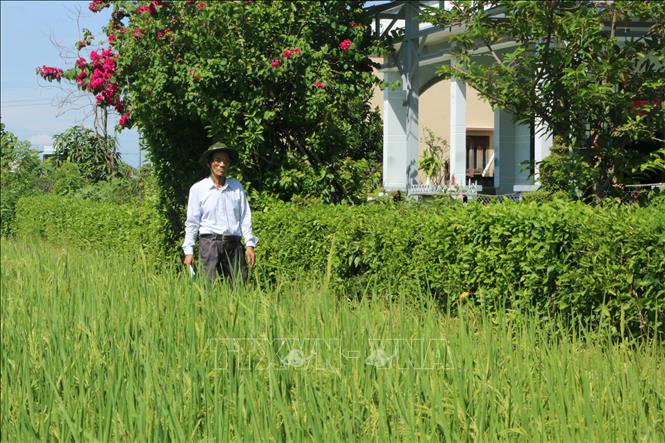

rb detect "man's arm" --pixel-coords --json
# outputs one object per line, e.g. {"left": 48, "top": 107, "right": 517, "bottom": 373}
{"left": 239, "top": 188, "right": 258, "bottom": 267}
{"left": 183, "top": 185, "right": 201, "bottom": 265}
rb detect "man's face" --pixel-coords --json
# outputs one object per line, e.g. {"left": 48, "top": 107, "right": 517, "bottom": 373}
{"left": 209, "top": 151, "right": 231, "bottom": 178}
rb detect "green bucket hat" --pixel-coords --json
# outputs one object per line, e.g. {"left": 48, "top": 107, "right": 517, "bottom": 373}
{"left": 198, "top": 142, "right": 239, "bottom": 166}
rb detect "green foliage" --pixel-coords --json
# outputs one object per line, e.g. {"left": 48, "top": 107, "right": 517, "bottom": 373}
{"left": 424, "top": 1, "right": 665, "bottom": 198}
{"left": 1, "top": 123, "right": 38, "bottom": 172}
{"left": 254, "top": 200, "right": 664, "bottom": 336}
{"left": 538, "top": 144, "right": 600, "bottom": 201}
{"left": 15, "top": 195, "right": 170, "bottom": 268}
{"left": 16, "top": 194, "right": 663, "bottom": 335}
{"left": 53, "top": 125, "right": 120, "bottom": 182}
{"left": 418, "top": 128, "right": 449, "bottom": 186}
{"left": 75, "top": 167, "right": 158, "bottom": 205}
{"left": 52, "top": 161, "right": 85, "bottom": 195}
{"left": 0, "top": 124, "right": 48, "bottom": 236}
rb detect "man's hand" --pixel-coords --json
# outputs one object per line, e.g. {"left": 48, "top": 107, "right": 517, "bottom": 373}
{"left": 245, "top": 246, "right": 256, "bottom": 267}
{"left": 183, "top": 254, "right": 195, "bottom": 266}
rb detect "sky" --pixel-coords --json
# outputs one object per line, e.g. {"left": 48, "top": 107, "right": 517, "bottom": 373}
{"left": 1, "top": 0, "right": 142, "bottom": 167}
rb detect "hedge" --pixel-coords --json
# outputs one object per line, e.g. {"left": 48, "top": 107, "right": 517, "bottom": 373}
{"left": 254, "top": 200, "right": 665, "bottom": 335}
{"left": 14, "top": 196, "right": 170, "bottom": 268}
{"left": 14, "top": 196, "right": 665, "bottom": 335}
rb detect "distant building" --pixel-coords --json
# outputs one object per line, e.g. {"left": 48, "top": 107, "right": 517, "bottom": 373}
{"left": 366, "top": 1, "right": 659, "bottom": 194}
{"left": 38, "top": 145, "right": 56, "bottom": 161}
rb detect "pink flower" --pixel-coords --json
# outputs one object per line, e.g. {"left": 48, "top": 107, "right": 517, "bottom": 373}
{"left": 96, "top": 94, "right": 105, "bottom": 105}
{"left": 76, "top": 71, "right": 87, "bottom": 80}
{"left": 339, "top": 39, "right": 352, "bottom": 52}
{"left": 196, "top": 1, "right": 205, "bottom": 9}
{"left": 114, "top": 101, "right": 124, "bottom": 114}
{"left": 36, "top": 65, "right": 63, "bottom": 82}
{"left": 314, "top": 81, "right": 325, "bottom": 89}
{"left": 132, "top": 28, "right": 142, "bottom": 38}
{"left": 103, "top": 58, "right": 116, "bottom": 72}
{"left": 76, "top": 57, "right": 87, "bottom": 68}
{"left": 156, "top": 27, "right": 170, "bottom": 39}
{"left": 118, "top": 27, "right": 126, "bottom": 34}
{"left": 88, "top": 0, "right": 106, "bottom": 13}
{"left": 283, "top": 48, "right": 300, "bottom": 59}
{"left": 118, "top": 114, "right": 130, "bottom": 127}
{"left": 108, "top": 34, "right": 116, "bottom": 45}
{"left": 271, "top": 59, "right": 281, "bottom": 68}
{"left": 137, "top": 4, "right": 156, "bottom": 15}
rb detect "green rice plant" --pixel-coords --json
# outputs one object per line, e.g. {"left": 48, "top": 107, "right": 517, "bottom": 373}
{"left": 1, "top": 239, "right": 663, "bottom": 441}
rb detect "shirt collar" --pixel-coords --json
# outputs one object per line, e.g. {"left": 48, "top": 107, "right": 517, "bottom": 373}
{"left": 205, "top": 176, "right": 229, "bottom": 190}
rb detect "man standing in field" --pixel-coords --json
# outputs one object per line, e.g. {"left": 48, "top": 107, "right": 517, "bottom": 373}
{"left": 182, "top": 142, "right": 258, "bottom": 284}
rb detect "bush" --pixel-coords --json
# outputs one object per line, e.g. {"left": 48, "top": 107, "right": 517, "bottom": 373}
{"left": 52, "top": 161, "right": 85, "bottom": 195}
{"left": 253, "top": 200, "right": 665, "bottom": 336}
{"left": 14, "top": 196, "right": 664, "bottom": 336}
{"left": 15, "top": 196, "right": 171, "bottom": 268}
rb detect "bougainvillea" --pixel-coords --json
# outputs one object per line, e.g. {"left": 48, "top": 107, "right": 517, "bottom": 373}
{"left": 36, "top": 66, "right": 63, "bottom": 81}
{"left": 42, "top": 0, "right": 389, "bottom": 252}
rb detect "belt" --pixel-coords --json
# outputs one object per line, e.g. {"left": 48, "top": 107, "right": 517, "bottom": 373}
{"left": 200, "top": 234, "right": 241, "bottom": 242}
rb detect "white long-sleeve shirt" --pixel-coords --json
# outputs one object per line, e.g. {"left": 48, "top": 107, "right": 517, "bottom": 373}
{"left": 182, "top": 177, "right": 258, "bottom": 255}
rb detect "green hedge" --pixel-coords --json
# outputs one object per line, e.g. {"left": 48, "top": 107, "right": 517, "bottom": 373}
{"left": 14, "top": 196, "right": 170, "bottom": 268}
{"left": 14, "top": 195, "right": 665, "bottom": 335}
{"left": 254, "top": 200, "right": 665, "bottom": 335}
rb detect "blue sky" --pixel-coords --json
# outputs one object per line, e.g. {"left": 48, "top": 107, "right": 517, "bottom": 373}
{"left": 1, "top": 0, "right": 142, "bottom": 166}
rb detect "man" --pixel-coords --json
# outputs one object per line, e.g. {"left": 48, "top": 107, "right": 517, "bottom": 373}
{"left": 183, "top": 142, "right": 258, "bottom": 284}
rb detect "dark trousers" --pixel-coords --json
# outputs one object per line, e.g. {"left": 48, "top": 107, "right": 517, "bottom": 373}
{"left": 199, "top": 237, "right": 247, "bottom": 285}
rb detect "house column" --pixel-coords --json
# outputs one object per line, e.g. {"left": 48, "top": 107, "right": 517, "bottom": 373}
{"left": 494, "top": 108, "right": 532, "bottom": 193}
{"left": 383, "top": 70, "right": 408, "bottom": 191}
{"left": 381, "top": 2, "right": 419, "bottom": 192}
{"left": 533, "top": 118, "right": 553, "bottom": 184}
{"left": 449, "top": 63, "right": 467, "bottom": 186}
{"left": 493, "top": 107, "right": 502, "bottom": 191}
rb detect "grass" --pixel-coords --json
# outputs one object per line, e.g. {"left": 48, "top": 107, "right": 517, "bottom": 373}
{"left": 1, "top": 238, "right": 664, "bottom": 441}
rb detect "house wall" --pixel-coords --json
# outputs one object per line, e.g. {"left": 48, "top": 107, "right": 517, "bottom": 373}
{"left": 370, "top": 69, "right": 495, "bottom": 184}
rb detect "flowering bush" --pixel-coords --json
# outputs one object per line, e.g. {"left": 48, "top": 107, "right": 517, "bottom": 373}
{"left": 44, "top": 0, "right": 388, "bottom": 250}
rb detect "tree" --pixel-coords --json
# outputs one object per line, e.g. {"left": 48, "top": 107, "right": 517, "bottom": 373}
{"left": 1, "top": 123, "right": 38, "bottom": 172}
{"left": 423, "top": 0, "right": 665, "bottom": 200}
{"left": 0, "top": 124, "right": 46, "bottom": 236}
{"left": 42, "top": 0, "right": 387, "bottom": 251}
{"left": 52, "top": 125, "right": 120, "bottom": 182}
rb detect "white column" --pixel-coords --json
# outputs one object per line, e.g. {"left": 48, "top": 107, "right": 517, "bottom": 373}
{"left": 403, "top": 1, "right": 419, "bottom": 189}
{"left": 449, "top": 69, "right": 466, "bottom": 186}
{"left": 382, "top": 2, "right": 419, "bottom": 192}
{"left": 493, "top": 108, "right": 501, "bottom": 190}
{"left": 494, "top": 108, "right": 532, "bottom": 193}
{"left": 383, "top": 70, "right": 407, "bottom": 191}
{"left": 533, "top": 118, "right": 553, "bottom": 184}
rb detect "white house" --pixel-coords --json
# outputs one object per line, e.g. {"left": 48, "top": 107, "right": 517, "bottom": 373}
{"left": 38, "top": 145, "right": 56, "bottom": 161}
{"left": 367, "top": 1, "right": 555, "bottom": 194}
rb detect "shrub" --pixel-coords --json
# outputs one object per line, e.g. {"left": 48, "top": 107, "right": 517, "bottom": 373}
{"left": 15, "top": 196, "right": 664, "bottom": 335}
{"left": 52, "top": 161, "right": 85, "bottom": 195}
{"left": 15, "top": 196, "right": 171, "bottom": 268}
{"left": 254, "top": 200, "right": 665, "bottom": 336}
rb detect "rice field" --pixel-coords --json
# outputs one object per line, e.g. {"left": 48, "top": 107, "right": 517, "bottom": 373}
{"left": 1, "top": 239, "right": 664, "bottom": 441}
